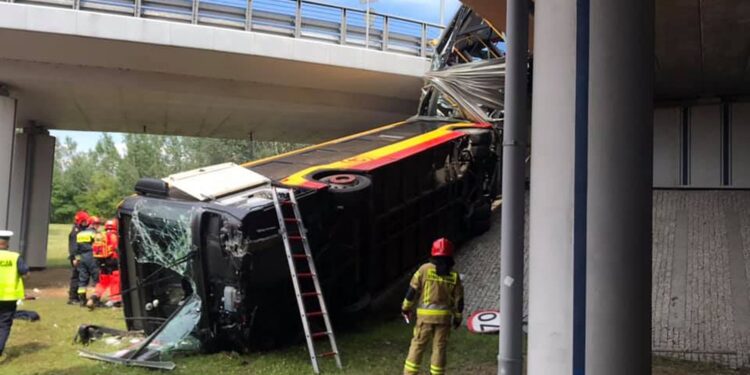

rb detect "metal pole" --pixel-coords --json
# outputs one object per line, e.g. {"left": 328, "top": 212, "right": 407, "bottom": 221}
{"left": 440, "top": 0, "right": 445, "bottom": 25}
{"left": 365, "top": 0, "right": 370, "bottom": 48}
{"left": 498, "top": 0, "right": 529, "bottom": 374}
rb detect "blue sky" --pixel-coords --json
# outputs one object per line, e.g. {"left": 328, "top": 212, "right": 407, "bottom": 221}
{"left": 50, "top": 0, "right": 461, "bottom": 152}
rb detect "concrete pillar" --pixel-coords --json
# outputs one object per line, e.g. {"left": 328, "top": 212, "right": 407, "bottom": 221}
{"left": 7, "top": 127, "right": 56, "bottom": 268}
{"left": 527, "top": 1, "right": 653, "bottom": 375}
{"left": 0, "top": 95, "right": 16, "bottom": 231}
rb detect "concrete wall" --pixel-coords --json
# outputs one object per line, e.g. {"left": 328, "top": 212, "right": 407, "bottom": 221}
{"left": 654, "top": 102, "right": 750, "bottom": 188}
{"left": 8, "top": 130, "right": 56, "bottom": 267}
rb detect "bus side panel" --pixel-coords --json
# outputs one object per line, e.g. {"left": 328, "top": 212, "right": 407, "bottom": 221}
{"left": 366, "top": 138, "right": 467, "bottom": 292}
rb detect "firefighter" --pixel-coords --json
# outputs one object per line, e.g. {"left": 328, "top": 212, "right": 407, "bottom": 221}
{"left": 401, "top": 238, "right": 464, "bottom": 375}
{"left": 0, "top": 230, "right": 28, "bottom": 363}
{"left": 67, "top": 211, "right": 89, "bottom": 305}
{"left": 87, "top": 219, "right": 120, "bottom": 309}
{"left": 75, "top": 216, "right": 100, "bottom": 306}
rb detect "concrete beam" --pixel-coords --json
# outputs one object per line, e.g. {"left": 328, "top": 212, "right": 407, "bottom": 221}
{"left": 0, "top": 94, "right": 16, "bottom": 231}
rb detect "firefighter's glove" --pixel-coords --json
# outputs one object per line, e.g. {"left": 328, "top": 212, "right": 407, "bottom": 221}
{"left": 452, "top": 317, "right": 462, "bottom": 330}
{"left": 72, "top": 259, "right": 81, "bottom": 267}
{"left": 401, "top": 309, "right": 413, "bottom": 322}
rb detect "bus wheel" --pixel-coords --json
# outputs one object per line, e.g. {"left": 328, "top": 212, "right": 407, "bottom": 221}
{"left": 319, "top": 173, "right": 372, "bottom": 206}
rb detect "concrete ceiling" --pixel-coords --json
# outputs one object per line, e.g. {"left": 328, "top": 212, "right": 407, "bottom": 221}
{"left": 462, "top": 0, "right": 750, "bottom": 101}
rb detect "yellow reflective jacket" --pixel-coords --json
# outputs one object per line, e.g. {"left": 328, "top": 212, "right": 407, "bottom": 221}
{"left": 0, "top": 250, "right": 25, "bottom": 301}
{"left": 402, "top": 262, "right": 463, "bottom": 324}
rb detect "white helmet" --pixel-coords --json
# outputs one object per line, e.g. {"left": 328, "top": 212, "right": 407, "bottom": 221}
{"left": 0, "top": 230, "right": 13, "bottom": 239}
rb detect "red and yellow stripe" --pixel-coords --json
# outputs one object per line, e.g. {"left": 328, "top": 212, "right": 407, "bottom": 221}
{"left": 246, "top": 121, "right": 492, "bottom": 189}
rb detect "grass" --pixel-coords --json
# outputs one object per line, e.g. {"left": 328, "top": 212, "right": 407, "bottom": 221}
{"left": 29, "top": 225, "right": 749, "bottom": 374}
{"left": 6, "top": 294, "right": 749, "bottom": 375}
{"left": 46, "top": 224, "right": 72, "bottom": 268}
{"left": 4, "top": 296, "right": 499, "bottom": 375}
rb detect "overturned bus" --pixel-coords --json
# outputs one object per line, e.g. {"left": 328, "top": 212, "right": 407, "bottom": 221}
{"left": 92, "top": 5, "right": 506, "bottom": 369}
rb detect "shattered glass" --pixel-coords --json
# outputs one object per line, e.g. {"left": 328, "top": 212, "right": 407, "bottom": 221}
{"left": 79, "top": 201, "right": 204, "bottom": 370}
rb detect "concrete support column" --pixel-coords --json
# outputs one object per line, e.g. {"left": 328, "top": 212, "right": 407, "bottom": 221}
{"left": 0, "top": 95, "right": 16, "bottom": 231}
{"left": 8, "top": 127, "right": 56, "bottom": 268}
{"left": 528, "top": 1, "right": 653, "bottom": 375}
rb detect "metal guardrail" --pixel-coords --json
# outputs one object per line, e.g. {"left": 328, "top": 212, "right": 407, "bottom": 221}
{"left": 7, "top": 0, "right": 445, "bottom": 57}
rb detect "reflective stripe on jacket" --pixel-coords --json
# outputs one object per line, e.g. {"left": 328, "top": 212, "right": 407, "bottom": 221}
{"left": 0, "top": 250, "right": 25, "bottom": 301}
{"left": 404, "top": 262, "right": 463, "bottom": 324}
{"left": 76, "top": 229, "right": 96, "bottom": 255}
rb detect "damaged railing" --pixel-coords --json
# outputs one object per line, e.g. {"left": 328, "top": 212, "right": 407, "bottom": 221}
{"left": 7, "top": 0, "right": 444, "bottom": 57}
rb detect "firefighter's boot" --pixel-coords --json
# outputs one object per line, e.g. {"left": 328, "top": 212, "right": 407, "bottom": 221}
{"left": 78, "top": 292, "right": 87, "bottom": 307}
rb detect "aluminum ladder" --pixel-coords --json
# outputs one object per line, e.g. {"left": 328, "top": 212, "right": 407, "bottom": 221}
{"left": 270, "top": 186, "right": 343, "bottom": 374}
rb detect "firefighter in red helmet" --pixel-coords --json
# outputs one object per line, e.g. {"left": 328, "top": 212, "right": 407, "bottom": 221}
{"left": 401, "top": 238, "right": 464, "bottom": 375}
{"left": 67, "top": 211, "right": 89, "bottom": 305}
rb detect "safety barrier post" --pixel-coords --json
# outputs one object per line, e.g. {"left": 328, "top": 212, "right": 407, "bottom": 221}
{"left": 340, "top": 9, "right": 347, "bottom": 45}
{"left": 245, "top": 0, "right": 252, "bottom": 31}
{"left": 294, "top": 0, "right": 302, "bottom": 38}
{"left": 382, "top": 16, "right": 388, "bottom": 51}
{"left": 420, "top": 23, "right": 427, "bottom": 57}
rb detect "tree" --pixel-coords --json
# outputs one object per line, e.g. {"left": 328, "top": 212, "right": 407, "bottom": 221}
{"left": 49, "top": 132, "right": 306, "bottom": 223}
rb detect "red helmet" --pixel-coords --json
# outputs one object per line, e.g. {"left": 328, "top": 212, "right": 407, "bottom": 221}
{"left": 88, "top": 216, "right": 101, "bottom": 227}
{"left": 74, "top": 211, "right": 90, "bottom": 226}
{"left": 431, "top": 238, "right": 454, "bottom": 257}
{"left": 104, "top": 219, "right": 118, "bottom": 232}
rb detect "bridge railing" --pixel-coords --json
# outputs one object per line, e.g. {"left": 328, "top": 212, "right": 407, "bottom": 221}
{"left": 8, "top": 0, "right": 445, "bottom": 57}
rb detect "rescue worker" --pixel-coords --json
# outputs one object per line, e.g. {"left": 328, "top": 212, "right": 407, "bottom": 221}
{"left": 401, "top": 238, "right": 464, "bottom": 375}
{"left": 67, "top": 211, "right": 89, "bottom": 305}
{"left": 87, "top": 219, "right": 120, "bottom": 309}
{"left": 75, "top": 216, "right": 100, "bottom": 306}
{"left": 105, "top": 219, "right": 122, "bottom": 307}
{"left": 0, "top": 230, "right": 28, "bottom": 363}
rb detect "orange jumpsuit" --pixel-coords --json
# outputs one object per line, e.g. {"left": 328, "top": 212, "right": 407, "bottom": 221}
{"left": 92, "top": 230, "right": 120, "bottom": 303}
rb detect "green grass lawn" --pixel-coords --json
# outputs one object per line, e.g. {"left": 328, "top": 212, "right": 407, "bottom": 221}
{"left": 4, "top": 297, "right": 499, "bottom": 375}
{"left": 46, "top": 223, "right": 71, "bottom": 268}
{"left": 34, "top": 225, "right": 749, "bottom": 374}
{"left": 5, "top": 296, "right": 749, "bottom": 375}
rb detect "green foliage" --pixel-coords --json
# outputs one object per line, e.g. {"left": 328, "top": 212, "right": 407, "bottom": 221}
{"left": 50, "top": 133, "right": 303, "bottom": 223}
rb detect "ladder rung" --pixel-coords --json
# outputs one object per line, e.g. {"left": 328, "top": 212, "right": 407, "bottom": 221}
{"left": 292, "top": 254, "right": 309, "bottom": 259}
{"left": 284, "top": 218, "right": 300, "bottom": 223}
{"left": 311, "top": 331, "right": 330, "bottom": 338}
{"left": 297, "top": 272, "right": 315, "bottom": 278}
{"left": 306, "top": 311, "right": 325, "bottom": 317}
{"left": 318, "top": 351, "right": 337, "bottom": 358}
{"left": 301, "top": 291, "right": 320, "bottom": 297}
{"left": 282, "top": 200, "right": 295, "bottom": 206}
{"left": 289, "top": 235, "right": 303, "bottom": 240}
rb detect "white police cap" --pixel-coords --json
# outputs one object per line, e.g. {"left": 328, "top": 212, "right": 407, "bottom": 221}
{"left": 0, "top": 230, "right": 13, "bottom": 238}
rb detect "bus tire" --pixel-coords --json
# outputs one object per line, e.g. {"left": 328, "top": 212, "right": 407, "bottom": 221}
{"left": 319, "top": 173, "right": 372, "bottom": 206}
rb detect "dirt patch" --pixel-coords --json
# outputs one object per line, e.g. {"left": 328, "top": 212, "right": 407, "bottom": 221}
{"left": 24, "top": 267, "right": 73, "bottom": 299}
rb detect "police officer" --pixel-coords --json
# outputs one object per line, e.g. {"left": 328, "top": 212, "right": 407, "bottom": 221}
{"left": 75, "top": 217, "right": 100, "bottom": 306}
{"left": 67, "top": 211, "right": 89, "bottom": 305}
{"left": 401, "top": 238, "right": 464, "bottom": 375}
{"left": 0, "top": 230, "right": 28, "bottom": 363}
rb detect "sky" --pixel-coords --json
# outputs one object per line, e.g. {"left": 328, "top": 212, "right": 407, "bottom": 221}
{"left": 49, "top": 0, "right": 461, "bottom": 152}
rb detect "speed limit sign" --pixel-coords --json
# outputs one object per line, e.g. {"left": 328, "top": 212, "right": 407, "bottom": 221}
{"left": 467, "top": 310, "right": 501, "bottom": 334}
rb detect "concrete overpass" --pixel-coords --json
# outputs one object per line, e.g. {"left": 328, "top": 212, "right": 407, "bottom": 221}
{"left": 0, "top": 0, "right": 443, "bottom": 267}
{"left": 0, "top": 1, "right": 443, "bottom": 141}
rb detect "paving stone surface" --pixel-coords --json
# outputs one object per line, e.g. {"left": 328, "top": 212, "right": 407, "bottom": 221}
{"left": 455, "top": 190, "right": 750, "bottom": 368}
